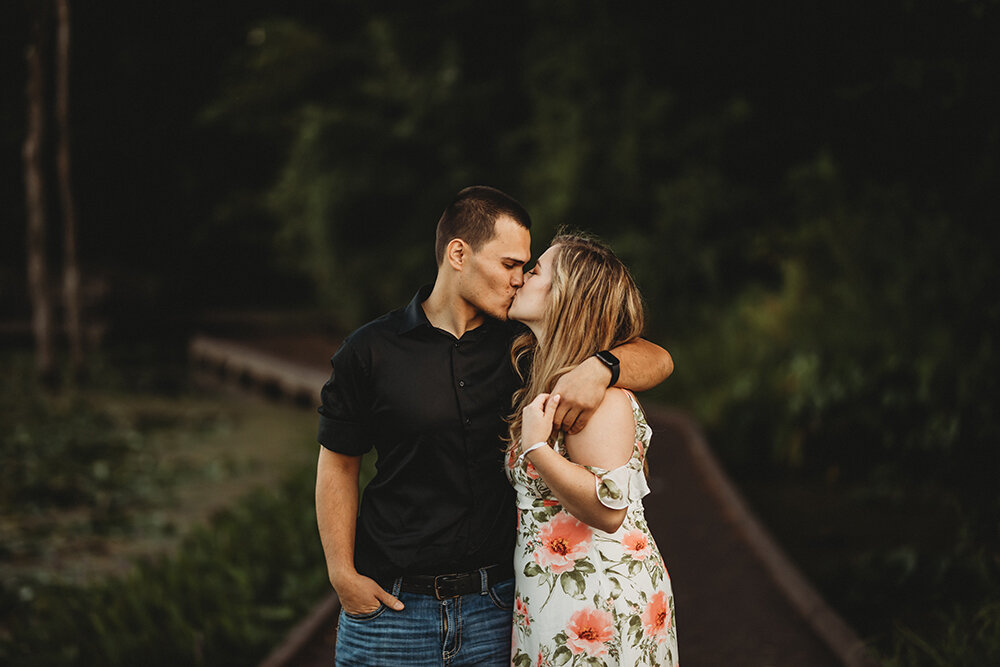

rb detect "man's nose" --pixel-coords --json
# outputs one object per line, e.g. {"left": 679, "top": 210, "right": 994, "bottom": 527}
{"left": 511, "top": 271, "right": 524, "bottom": 287}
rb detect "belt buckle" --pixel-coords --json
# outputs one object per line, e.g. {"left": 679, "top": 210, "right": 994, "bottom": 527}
{"left": 432, "top": 573, "right": 462, "bottom": 600}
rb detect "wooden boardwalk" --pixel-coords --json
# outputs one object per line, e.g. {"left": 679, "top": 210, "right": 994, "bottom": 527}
{"left": 190, "top": 334, "right": 877, "bottom": 667}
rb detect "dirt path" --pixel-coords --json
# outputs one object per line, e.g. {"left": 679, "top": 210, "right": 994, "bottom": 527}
{"left": 191, "top": 334, "right": 874, "bottom": 666}
{"left": 642, "top": 411, "right": 843, "bottom": 666}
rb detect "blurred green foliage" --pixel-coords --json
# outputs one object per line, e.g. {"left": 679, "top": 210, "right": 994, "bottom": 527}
{"left": 885, "top": 599, "right": 1000, "bottom": 667}
{"left": 0, "top": 466, "right": 327, "bottom": 666}
{"left": 0, "top": 355, "right": 171, "bottom": 541}
{"left": 199, "top": 8, "right": 532, "bottom": 324}
{"left": 0, "top": 352, "right": 374, "bottom": 664}
{"left": 663, "top": 153, "right": 999, "bottom": 657}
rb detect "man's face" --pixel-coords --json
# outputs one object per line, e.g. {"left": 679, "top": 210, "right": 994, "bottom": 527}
{"left": 460, "top": 216, "right": 532, "bottom": 321}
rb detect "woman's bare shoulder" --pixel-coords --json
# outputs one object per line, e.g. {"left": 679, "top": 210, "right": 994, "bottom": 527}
{"left": 564, "top": 388, "right": 635, "bottom": 469}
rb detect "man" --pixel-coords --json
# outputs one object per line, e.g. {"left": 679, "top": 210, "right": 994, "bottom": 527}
{"left": 316, "top": 186, "right": 673, "bottom": 665}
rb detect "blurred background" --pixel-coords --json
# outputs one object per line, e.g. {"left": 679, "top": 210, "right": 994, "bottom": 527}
{"left": 2, "top": 1, "right": 998, "bottom": 665}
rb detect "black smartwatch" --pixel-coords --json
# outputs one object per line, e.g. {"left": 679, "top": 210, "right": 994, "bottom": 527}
{"left": 594, "top": 350, "right": 620, "bottom": 387}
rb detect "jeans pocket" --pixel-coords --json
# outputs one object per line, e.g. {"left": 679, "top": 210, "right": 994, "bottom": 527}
{"left": 341, "top": 603, "right": 386, "bottom": 622}
{"left": 487, "top": 577, "right": 515, "bottom": 611}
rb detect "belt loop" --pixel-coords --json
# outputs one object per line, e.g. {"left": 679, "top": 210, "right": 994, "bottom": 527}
{"left": 392, "top": 576, "right": 403, "bottom": 597}
{"left": 479, "top": 566, "right": 489, "bottom": 595}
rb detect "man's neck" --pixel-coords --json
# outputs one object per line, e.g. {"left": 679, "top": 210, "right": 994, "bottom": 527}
{"left": 422, "top": 280, "right": 486, "bottom": 339}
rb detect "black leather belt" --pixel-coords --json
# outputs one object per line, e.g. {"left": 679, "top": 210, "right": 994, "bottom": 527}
{"left": 389, "top": 564, "right": 513, "bottom": 600}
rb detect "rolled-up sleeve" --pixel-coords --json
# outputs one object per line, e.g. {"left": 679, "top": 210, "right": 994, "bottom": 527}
{"left": 317, "top": 338, "right": 372, "bottom": 455}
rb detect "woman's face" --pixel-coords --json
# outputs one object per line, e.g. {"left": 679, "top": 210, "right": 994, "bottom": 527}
{"left": 508, "top": 244, "right": 558, "bottom": 327}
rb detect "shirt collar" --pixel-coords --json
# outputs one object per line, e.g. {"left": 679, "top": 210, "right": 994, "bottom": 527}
{"left": 398, "top": 284, "right": 435, "bottom": 334}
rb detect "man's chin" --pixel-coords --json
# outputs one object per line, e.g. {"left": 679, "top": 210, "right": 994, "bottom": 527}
{"left": 477, "top": 296, "right": 516, "bottom": 322}
{"left": 487, "top": 302, "right": 515, "bottom": 322}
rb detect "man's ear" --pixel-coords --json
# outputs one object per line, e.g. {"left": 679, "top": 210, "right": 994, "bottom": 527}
{"left": 446, "top": 239, "right": 467, "bottom": 271}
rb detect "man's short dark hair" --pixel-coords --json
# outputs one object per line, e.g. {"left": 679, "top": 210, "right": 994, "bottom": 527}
{"left": 435, "top": 186, "right": 532, "bottom": 265}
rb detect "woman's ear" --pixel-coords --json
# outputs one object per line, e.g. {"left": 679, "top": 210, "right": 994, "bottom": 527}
{"left": 446, "top": 238, "right": 467, "bottom": 271}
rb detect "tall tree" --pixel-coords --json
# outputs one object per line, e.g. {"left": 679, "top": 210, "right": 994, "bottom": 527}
{"left": 23, "top": 0, "right": 54, "bottom": 383}
{"left": 55, "top": 0, "right": 82, "bottom": 375}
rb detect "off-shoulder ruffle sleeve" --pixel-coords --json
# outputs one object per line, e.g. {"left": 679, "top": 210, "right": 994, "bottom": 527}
{"left": 593, "top": 461, "right": 651, "bottom": 510}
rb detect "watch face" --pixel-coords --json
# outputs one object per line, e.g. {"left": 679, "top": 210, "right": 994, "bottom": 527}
{"left": 597, "top": 350, "right": 619, "bottom": 366}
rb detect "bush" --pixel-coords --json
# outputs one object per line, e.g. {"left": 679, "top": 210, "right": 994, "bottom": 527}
{"left": 656, "top": 159, "right": 1000, "bottom": 661}
{"left": 0, "top": 355, "right": 170, "bottom": 549}
{"left": 0, "top": 465, "right": 328, "bottom": 666}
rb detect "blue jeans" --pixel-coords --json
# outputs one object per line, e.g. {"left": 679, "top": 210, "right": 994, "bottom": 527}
{"left": 335, "top": 574, "right": 514, "bottom": 666}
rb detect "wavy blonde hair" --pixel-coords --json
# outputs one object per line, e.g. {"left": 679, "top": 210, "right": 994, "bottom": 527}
{"left": 506, "top": 232, "right": 646, "bottom": 453}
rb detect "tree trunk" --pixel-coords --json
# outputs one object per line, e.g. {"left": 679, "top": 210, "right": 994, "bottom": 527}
{"left": 56, "top": 0, "right": 83, "bottom": 375}
{"left": 23, "top": 0, "right": 55, "bottom": 383}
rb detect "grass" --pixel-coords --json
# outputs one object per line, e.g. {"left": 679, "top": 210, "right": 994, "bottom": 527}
{"left": 0, "top": 348, "right": 333, "bottom": 664}
{"left": 1, "top": 465, "right": 330, "bottom": 666}
{"left": 1, "top": 386, "right": 320, "bottom": 584}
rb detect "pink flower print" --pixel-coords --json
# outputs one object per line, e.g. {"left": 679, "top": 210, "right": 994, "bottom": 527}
{"left": 622, "top": 529, "right": 652, "bottom": 561}
{"left": 525, "top": 459, "right": 540, "bottom": 479}
{"left": 514, "top": 594, "right": 530, "bottom": 627}
{"left": 565, "top": 607, "right": 615, "bottom": 657}
{"left": 533, "top": 512, "right": 592, "bottom": 574}
{"left": 642, "top": 590, "right": 672, "bottom": 640}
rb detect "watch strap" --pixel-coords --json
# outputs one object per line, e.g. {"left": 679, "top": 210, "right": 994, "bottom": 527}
{"left": 595, "top": 350, "right": 620, "bottom": 387}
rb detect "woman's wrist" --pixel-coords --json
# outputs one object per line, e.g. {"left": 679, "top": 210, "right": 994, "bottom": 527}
{"left": 516, "top": 440, "right": 549, "bottom": 465}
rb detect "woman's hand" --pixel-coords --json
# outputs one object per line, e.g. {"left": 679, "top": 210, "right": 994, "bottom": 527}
{"left": 522, "top": 392, "right": 561, "bottom": 448}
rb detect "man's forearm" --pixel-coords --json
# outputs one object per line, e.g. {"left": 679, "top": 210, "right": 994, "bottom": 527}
{"left": 315, "top": 447, "right": 362, "bottom": 587}
{"left": 611, "top": 337, "right": 673, "bottom": 391}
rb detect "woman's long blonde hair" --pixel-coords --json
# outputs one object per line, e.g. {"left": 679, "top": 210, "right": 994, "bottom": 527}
{"left": 506, "top": 232, "right": 646, "bottom": 453}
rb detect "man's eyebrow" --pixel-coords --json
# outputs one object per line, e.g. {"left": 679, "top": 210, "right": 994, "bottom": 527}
{"left": 501, "top": 256, "right": 528, "bottom": 265}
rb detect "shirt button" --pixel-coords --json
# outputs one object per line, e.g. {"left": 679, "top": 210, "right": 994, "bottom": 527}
{"left": 458, "top": 380, "right": 465, "bottom": 387}
{"left": 464, "top": 417, "right": 471, "bottom": 425}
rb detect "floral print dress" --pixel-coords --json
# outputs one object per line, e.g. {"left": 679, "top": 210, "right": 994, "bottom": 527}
{"left": 506, "top": 390, "right": 678, "bottom": 667}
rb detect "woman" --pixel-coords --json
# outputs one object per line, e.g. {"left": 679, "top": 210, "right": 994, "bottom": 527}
{"left": 505, "top": 233, "right": 678, "bottom": 666}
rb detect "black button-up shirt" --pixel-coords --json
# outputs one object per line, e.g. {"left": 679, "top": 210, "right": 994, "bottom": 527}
{"left": 318, "top": 286, "right": 520, "bottom": 581}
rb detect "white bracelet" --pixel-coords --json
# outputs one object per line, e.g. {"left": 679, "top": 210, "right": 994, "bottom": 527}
{"left": 516, "top": 441, "right": 549, "bottom": 466}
